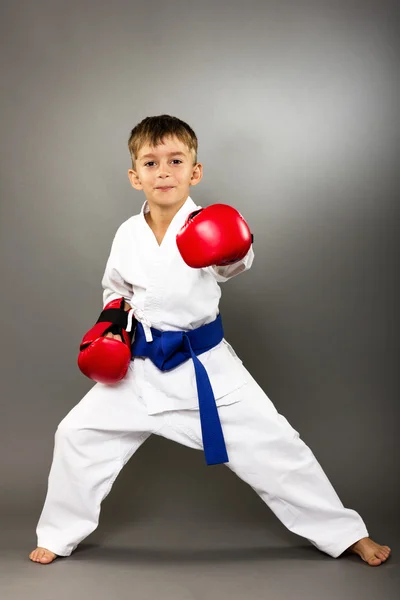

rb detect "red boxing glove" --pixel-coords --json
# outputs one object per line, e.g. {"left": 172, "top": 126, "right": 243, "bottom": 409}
{"left": 176, "top": 204, "right": 253, "bottom": 268}
{"left": 78, "top": 298, "right": 136, "bottom": 384}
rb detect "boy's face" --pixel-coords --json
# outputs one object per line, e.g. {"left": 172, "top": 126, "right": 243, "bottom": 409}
{"left": 128, "top": 135, "right": 203, "bottom": 210}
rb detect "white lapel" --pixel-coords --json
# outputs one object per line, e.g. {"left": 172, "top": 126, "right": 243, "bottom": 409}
{"left": 139, "top": 196, "right": 200, "bottom": 253}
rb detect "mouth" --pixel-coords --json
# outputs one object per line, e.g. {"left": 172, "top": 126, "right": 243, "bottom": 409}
{"left": 155, "top": 186, "right": 175, "bottom": 191}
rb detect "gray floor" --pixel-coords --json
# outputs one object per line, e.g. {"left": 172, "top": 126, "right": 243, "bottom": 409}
{"left": 3, "top": 510, "right": 398, "bottom": 600}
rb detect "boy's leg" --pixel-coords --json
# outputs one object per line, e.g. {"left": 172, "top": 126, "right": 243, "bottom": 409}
{"left": 159, "top": 370, "right": 369, "bottom": 559}
{"left": 35, "top": 363, "right": 155, "bottom": 557}
{"left": 218, "top": 372, "right": 369, "bottom": 558}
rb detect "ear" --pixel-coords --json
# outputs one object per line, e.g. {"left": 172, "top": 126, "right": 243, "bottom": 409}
{"left": 128, "top": 169, "right": 143, "bottom": 190}
{"left": 190, "top": 163, "right": 203, "bottom": 187}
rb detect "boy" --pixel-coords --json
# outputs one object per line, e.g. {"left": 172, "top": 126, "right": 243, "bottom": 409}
{"left": 30, "top": 115, "right": 390, "bottom": 566}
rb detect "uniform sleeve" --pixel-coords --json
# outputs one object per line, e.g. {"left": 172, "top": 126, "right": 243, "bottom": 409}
{"left": 101, "top": 226, "right": 133, "bottom": 307}
{"left": 202, "top": 244, "right": 254, "bottom": 283}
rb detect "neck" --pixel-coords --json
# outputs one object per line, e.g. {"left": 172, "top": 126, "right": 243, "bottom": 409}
{"left": 145, "top": 196, "right": 188, "bottom": 229}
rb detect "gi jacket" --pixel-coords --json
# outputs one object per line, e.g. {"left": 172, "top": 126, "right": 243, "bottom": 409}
{"left": 101, "top": 196, "right": 254, "bottom": 413}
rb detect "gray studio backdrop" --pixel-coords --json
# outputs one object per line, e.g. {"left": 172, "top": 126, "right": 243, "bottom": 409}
{"left": 1, "top": 0, "right": 398, "bottom": 544}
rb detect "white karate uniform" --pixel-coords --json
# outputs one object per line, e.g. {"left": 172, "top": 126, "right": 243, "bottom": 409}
{"left": 36, "top": 196, "right": 368, "bottom": 558}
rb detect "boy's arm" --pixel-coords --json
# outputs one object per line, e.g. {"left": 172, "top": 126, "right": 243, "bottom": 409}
{"left": 101, "top": 226, "right": 133, "bottom": 309}
{"left": 202, "top": 244, "right": 254, "bottom": 283}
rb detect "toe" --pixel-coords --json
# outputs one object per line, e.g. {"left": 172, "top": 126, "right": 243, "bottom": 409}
{"left": 368, "top": 556, "right": 382, "bottom": 566}
{"left": 39, "top": 551, "right": 53, "bottom": 563}
{"left": 376, "top": 552, "right": 386, "bottom": 560}
{"left": 30, "top": 548, "right": 53, "bottom": 563}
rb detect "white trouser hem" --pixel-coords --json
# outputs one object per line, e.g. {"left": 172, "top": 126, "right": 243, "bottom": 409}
{"left": 36, "top": 539, "right": 77, "bottom": 557}
{"left": 321, "top": 526, "right": 370, "bottom": 558}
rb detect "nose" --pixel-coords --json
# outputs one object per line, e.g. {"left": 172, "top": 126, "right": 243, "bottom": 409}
{"left": 156, "top": 172, "right": 171, "bottom": 185}
{"left": 156, "top": 159, "right": 172, "bottom": 178}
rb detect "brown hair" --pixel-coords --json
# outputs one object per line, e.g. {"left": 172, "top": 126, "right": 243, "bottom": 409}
{"left": 128, "top": 114, "right": 198, "bottom": 169}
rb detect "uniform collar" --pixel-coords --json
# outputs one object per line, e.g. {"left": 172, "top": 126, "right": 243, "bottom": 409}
{"left": 139, "top": 195, "right": 200, "bottom": 247}
{"left": 140, "top": 195, "right": 199, "bottom": 227}
{"left": 140, "top": 195, "right": 197, "bottom": 215}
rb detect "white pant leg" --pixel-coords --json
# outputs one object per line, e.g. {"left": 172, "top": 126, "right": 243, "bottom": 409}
{"left": 36, "top": 363, "right": 156, "bottom": 556}
{"left": 161, "top": 368, "right": 369, "bottom": 559}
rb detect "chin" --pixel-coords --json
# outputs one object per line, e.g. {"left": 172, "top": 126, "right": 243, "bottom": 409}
{"left": 147, "top": 190, "right": 189, "bottom": 207}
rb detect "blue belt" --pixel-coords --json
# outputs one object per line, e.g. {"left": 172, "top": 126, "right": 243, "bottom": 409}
{"left": 131, "top": 314, "right": 228, "bottom": 466}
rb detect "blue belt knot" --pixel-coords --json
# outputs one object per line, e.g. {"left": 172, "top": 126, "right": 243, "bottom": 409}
{"left": 131, "top": 314, "right": 228, "bottom": 466}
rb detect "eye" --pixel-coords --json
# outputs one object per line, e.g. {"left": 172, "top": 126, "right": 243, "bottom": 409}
{"left": 144, "top": 159, "right": 182, "bottom": 167}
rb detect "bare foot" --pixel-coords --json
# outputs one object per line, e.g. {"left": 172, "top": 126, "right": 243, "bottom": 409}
{"left": 29, "top": 547, "right": 58, "bottom": 564}
{"left": 346, "top": 537, "right": 391, "bottom": 566}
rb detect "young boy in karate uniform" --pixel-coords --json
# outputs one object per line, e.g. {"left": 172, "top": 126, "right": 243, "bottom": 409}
{"left": 30, "top": 115, "right": 391, "bottom": 566}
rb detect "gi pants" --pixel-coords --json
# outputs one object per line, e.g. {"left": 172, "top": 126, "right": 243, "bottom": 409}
{"left": 35, "top": 360, "right": 368, "bottom": 558}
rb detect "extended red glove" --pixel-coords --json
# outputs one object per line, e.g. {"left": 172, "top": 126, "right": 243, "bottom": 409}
{"left": 176, "top": 204, "right": 253, "bottom": 268}
{"left": 77, "top": 298, "right": 136, "bottom": 384}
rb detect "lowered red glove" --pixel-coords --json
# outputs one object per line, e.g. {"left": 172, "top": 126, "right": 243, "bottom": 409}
{"left": 78, "top": 297, "right": 136, "bottom": 384}
{"left": 176, "top": 204, "right": 253, "bottom": 268}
